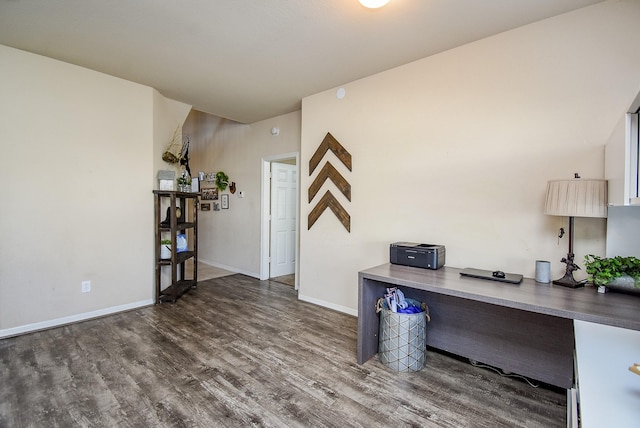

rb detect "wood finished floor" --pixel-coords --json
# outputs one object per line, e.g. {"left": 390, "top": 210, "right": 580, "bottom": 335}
{"left": 270, "top": 274, "right": 295, "bottom": 287}
{"left": 0, "top": 274, "right": 566, "bottom": 427}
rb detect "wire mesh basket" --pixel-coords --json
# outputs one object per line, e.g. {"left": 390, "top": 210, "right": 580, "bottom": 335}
{"left": 378, "top": 297, "right": 428, "bottom": 372}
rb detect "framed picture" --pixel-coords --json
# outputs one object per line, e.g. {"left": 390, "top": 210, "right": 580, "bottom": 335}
{"left": 201, "top": 187, "right": 218, "bottom": 200}
{"left": 221, "top": 194, "right": 229, "bottom": 209}
{"left": 200, "top": 203, "right": 211, "bottom": 211}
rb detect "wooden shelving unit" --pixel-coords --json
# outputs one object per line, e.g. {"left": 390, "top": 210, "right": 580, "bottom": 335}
{"left": 153, "top": 190, "right": 199, "bottom": 303}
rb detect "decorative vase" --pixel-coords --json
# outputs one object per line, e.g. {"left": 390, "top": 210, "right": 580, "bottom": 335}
{"left": 605, "top": 275, "right": 640, "bottom": 295}
{"left": 160, "top": 245, "right": 171, "bottom": 259}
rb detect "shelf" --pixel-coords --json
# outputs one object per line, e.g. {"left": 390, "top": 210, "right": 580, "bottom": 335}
{"left": 158, "top": 279, "right": 197, "bottom": 303}
{"left": 157, "top": 251, "right": 195, "bottom": 265}
{"left": 158, "top": 222, "right": 196, "bottom": 231}
{"left": 153, "top": 190, "right": 201, "bottom": 197}
{"left": 154, "top": 191, "right": 199, "bottom": 304}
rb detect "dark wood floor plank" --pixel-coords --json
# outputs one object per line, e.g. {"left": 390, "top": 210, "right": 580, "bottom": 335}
{"left": 0, "top": 274, "right": 566, "bottom": 427}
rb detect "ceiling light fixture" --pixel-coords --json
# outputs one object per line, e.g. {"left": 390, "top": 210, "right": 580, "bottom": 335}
{"left": 358, "top": 0, "right": 390, "bottom": 9}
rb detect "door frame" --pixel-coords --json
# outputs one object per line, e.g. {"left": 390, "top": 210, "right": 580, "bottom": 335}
{"left": 260, "top": 152, "right": 300, "bottom": 289}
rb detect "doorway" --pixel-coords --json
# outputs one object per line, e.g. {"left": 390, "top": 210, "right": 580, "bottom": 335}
{"left": 260, "top": 153, "right": 300, "bottom": 289}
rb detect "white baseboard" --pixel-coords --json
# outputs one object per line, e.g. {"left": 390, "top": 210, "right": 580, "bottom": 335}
{"left": 297, "top": 294, "right": 358, "bottom": 317}
{"left": 0, "top": 299, "right": 154, "bottom": 339}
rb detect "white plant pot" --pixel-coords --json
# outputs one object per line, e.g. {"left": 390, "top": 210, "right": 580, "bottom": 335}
{"left": 605, "top": 275, "right": 640, "bottom": 295}
{"left": 160, "top": 245, "right": 171, "bottom": 260}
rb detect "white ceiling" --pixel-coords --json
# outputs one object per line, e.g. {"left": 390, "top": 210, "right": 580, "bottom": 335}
{"left": 0, "top": 0, "right": 603, "bottom": 124}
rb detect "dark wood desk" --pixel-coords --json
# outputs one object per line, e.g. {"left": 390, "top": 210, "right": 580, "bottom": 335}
{"left": 358, "top": 264, "right": 640, "bottom": 389}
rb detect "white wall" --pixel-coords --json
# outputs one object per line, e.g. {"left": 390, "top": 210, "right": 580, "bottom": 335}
{"left": 605, "top": 113, "right": 630, "bottom": 206}
{"left": 606, "top": 90, "right": 640, "bottom": 206}
{"left": 185, "top": 110, "right": 301, "bottom": 277}
{"left": 299, "top": 0, "right": 640, "bottom": 315}
{"left": 0, "top": 45, "right": 191, "bottom": 336}
{"left": 4, "top": 0, "right": 640, "bottom": 334}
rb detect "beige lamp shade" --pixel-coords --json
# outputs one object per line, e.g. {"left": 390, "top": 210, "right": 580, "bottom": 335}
{"left": 544, "top": 178, "right": 608, "bottom": 218}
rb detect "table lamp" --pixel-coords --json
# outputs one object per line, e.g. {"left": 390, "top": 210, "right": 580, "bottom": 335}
{"left": 544, "top": 174, "right": 608, "bottom": 288}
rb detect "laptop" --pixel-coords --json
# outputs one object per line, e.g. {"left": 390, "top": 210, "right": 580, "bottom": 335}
{"left": 460, "top": 268, "right": 523, "bottom": 284}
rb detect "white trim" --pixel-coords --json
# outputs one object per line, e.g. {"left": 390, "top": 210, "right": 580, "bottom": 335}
{"left": 0, "top": 299, "right": 154, "bottom": 339}
{"left": 567, "top": 388, "right": 579, "bottom": 428}
{"left": 298, "top": 294, "right": 358, "bottom": 317}
{"left": 260, "top": 160, "right": 271, "bottom": 280}
{"left": 260, "top": 152, "right": 300, "bottom": 289}
{"left": 623, "top": 113, "right": 632, "bottom": 204}
{"left": 628, "top": 112, "right": 638, "bottom": 204}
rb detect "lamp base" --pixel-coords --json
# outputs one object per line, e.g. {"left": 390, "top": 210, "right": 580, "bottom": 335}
{"left": 552, "top": 276, "right": 586, "bottom": 288}
{"left": 553, "top": 252, "right": 586, "bottom": 288}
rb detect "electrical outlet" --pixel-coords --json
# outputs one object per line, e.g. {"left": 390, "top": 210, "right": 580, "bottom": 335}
{"left": 81, "top": 280, "right": 91, "bottom": 293}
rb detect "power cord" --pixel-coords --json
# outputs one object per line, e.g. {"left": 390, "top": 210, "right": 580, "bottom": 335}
{"left": 469, "top": 359, "right": 539, "bottom": 388}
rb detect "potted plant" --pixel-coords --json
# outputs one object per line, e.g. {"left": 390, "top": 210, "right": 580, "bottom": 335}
{"left": 584, "top": 254, "right": 640, "bottom": 293}
{"left": 215, "top": 171, "right": 229, "bottom": 191}
{"left": 177, "top": 176, "right": 191, "bottom": 192}
{"left": 160, "top": 239, "right": 172, "bottom": 259}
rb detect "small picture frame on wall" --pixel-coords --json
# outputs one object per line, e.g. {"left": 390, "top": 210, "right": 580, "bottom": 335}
{"left": 202, "top": 187, "right": 218, "bottom": 200}
{"left": 221, "top": 194, "right": 229, "bottom": 209}
{"left": 200, "top": 203, "right": 211, "bottom": 211}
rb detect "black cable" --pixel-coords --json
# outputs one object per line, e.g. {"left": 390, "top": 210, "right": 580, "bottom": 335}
{"left": 469, "top": 359, "right": 539, "bottom": 388}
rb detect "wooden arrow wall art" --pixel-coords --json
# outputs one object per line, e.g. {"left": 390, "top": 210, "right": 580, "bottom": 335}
{"left": 308, "top": 162, "right": 351, "bottom": 202}
{"left": 308, "top": 191, "right": 351, "bottom": 232}
{"left": 308, "top": 132, "right": 352, "bottom": 232}
{"left": 309, "top": 132, "right": 352, "bottom": 174}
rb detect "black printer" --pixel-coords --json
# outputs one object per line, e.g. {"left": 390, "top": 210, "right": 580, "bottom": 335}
{"left": 390, "top": 242, "right": 445, "bottom": 270}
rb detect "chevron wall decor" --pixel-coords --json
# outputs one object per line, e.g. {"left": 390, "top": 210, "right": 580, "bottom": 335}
{"left": 308, "top": 132, "right": 352, "bottom": 232}
{"left": 309, "top": 132, "right": 352, "bottom": 174}
{"left": 308, "top": 191, "right": 351, "bottom": 232}
{"left": 308, "top": 162, "right": 351, "bottom": 202}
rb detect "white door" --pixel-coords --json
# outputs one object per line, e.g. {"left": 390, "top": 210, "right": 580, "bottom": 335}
{"left": 270, "top": 162, "right": 297, "bottom": 278}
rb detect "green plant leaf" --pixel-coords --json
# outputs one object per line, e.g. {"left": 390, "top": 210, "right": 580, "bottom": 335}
{"left": 584, "top": 254, "right": 640, "bottom": 286}
{"left": 215, "top": 171, "right": 229, "bottom": 191}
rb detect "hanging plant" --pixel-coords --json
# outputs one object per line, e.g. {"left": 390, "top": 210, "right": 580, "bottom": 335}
{"left": 215, "top": 171, "right": 229, "bottom": 191}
